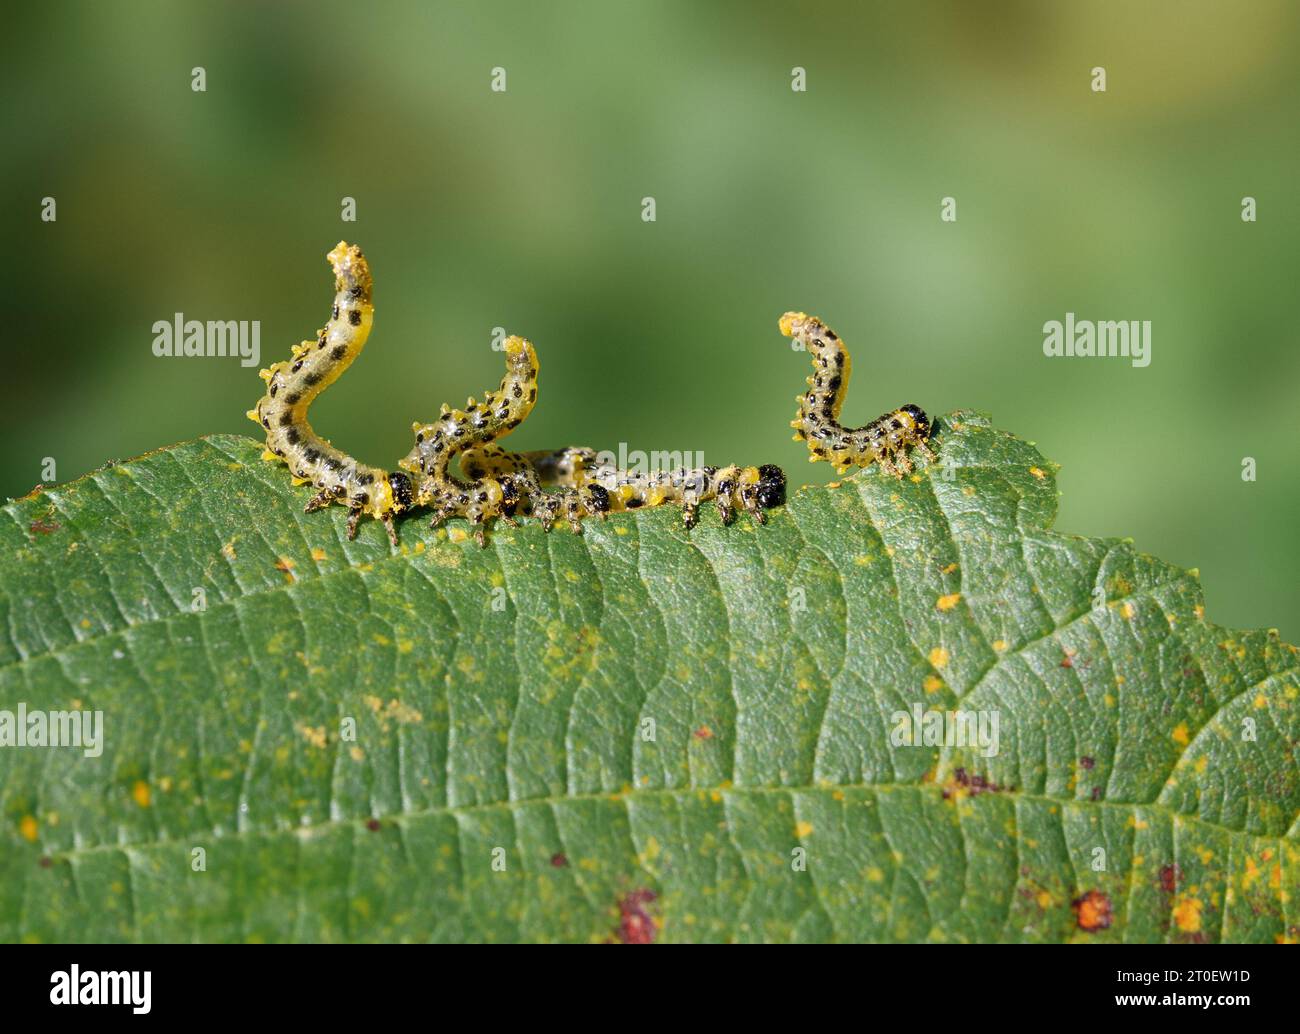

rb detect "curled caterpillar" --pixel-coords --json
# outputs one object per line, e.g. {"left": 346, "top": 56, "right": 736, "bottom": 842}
{"left": 778, "top": 311, "right": 937, "bottom": 477}
{"left": 462, "top": 444, "right": 788, "bottom": 531}
{"left": 398, "top": 337, "right": 609, "bottom": 547}
{"left": 246, "top": 242, "right": 414, "bottom": 545}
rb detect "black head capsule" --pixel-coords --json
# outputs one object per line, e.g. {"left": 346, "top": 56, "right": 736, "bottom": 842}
{"left": 756, "top": 464, "right": 787, "bottom": 510}
{"left": 899, "top": 404, "right": 931, "bottom": 438}
{"left": 586, "top": 484, "right": 611, "bottom": 514}
{"left": 388, "top": 472, "right": 413, "bottom": 512}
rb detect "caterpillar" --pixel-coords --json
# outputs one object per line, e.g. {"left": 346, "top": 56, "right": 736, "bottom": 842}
{"left": 246, "top": 242, "right": 414, "bottom": 545}
{"left": 461, "top": 444, "right": 788, "bottom": 531}
{"left": 398, "top": 337, "right": 610, "bottom": 547}
{"left": 778, "top": 311, "right": 937, "bottom": 477}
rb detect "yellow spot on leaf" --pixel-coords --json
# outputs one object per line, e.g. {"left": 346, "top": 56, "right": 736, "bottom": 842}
{"left": 929, "top": 647, "right": 950, "bottom": 669}
{"left": 936, "top": 593, "right": 961, "bottom": 612}
{"left": 19, "top": 815, "right": 38, "bottom": 842}
{"left": 795, "top": 821, "right": 814, "bottom": 838}
{"left": 1171, "top": 723, "right": 1190, "bottom": 745}
{"left": 298, "top": 725, "right": 328, "bottom": 749}
{"left": 131, "top": 780, "right": 151, "bottom": 808}
{"left": 1172, "top": 897, "right": 1202, "bottom": 933}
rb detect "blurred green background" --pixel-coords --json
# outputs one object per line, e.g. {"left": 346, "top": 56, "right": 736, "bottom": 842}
{"left": 3, "top": 1, "right": 1297, "bottom": 639}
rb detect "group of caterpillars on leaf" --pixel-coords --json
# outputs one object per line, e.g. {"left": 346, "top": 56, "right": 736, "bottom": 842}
{"left": 249, "top": 243, "right": 937, "bottom": 547}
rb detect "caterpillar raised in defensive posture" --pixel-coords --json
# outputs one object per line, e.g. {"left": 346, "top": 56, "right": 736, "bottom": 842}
{"left": 398, "top": 336, "right": 611, "bottom": 547}
{"left": 778, "top": 311, "right": 937, "bottom": 477}
{"left": 246, "top": 242, "right": 414, "bottom": 545}
{"left": 461, "top": 444, "right": 787, "bottom": 532}
{"left": 247, "top": 242, "right": 790, "bottom": 546}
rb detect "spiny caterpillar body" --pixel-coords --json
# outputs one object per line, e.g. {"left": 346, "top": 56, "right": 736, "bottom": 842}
{"left": 247, "top": 243, "right": 414, "bottom": 544}
{"left": 778, "top": 311, "right": 937, "bottom": 477}
{"left": 398, "top": 337, "right": 613, "bottom": 546}
{"left": 399, "top": 345, "right": 787, "bottom": 544}
{"left": 468, "top": 446, "right": 787, "bottom": 532}
{"left": 248, "top": 242, "right": 790, "bottom": 546}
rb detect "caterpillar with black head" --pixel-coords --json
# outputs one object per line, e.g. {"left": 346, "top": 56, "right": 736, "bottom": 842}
{"left": 778, "top": 311, "right": 937, "bottom": 477}
{"left": 461, "top": 444, "right": 787, "bottom": 531}
{"left": 247, "top": 242, "right": 414, "bottom": 545}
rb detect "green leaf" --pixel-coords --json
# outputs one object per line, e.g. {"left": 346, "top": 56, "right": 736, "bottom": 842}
{"left": 2, "top": 412, "right": 1297, "bottom": 943}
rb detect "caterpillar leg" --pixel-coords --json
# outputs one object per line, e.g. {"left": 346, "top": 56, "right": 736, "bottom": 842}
{"left": 737, "top": 472, "right": 769, "bottom": 526}
{"left": 304, "top": 485, "right": 344, "bottom": 513}
{"left": 713, "top": 468, "right": 739, "bottom": 526}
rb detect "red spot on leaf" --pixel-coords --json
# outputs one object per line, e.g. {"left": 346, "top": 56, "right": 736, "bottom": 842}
{"left": 550, "top": 852, "right": 568, "bottom": 868}
{"left": 29, "top": 518, "right": 59, "bottom": 535}
{"left": 617, "top": 889, "right": 658, "bottom": 944}
{"left": 1159, "top": 864, "right": 1181, "bottom": 894}
{"left": 1072, "top": 890, "right": 1112, "bottom": 932}
{"left": 365, "top": 819, "right": 381, "bottom": 832}
{"left": 1079, "top": 756, "right": 1095, "bottom": 770}
{"left": 942, "top": 767, "right": 1012, "bottom": 799}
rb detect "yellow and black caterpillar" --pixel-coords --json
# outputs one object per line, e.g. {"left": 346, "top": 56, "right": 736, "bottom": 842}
{"left": 460, "top": 446, "right": 786, "bottom": 532}
{"left": 778, "top": 311, "right": 937, "bottom": 476}
{"left": 251, "top": 243, "right": 787, "bottom": 546}
{"left": 397, "top": 336, "right": 612, "bottom": 547}
{"left": 247, "top": 243, "right": 414, "bottom": 544}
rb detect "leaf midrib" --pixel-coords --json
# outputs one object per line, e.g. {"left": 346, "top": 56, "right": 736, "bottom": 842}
{"left": 35, "top": 780, "right": 1298, "bottom": 866}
